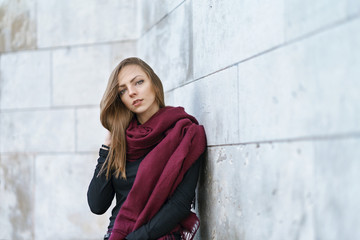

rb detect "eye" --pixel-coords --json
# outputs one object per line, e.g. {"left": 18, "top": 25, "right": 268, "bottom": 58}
{"left": 136, "top": 80, "right": 144, "bottom": 85}
{"left": 119, "top": 89, "right": 126, "bottom": 96}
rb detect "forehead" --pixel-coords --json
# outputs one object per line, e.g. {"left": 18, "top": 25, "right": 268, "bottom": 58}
{"left": 117, "top": 64, "right": 147, "bottom": 85}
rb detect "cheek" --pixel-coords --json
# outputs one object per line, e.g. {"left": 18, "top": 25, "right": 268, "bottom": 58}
{"left": 149, "top": 89, "right": 155, "bottom": 98}
{"left": 121, "top": 96, "right": 132, "bottom": 107}
{"left": 149, "top": 87, "right": 157, "bottom": 99}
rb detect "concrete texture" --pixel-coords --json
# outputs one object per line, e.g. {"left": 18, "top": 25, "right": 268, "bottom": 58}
{"left": 52, "top": 44, "right": 114, "bottom": 107}
{"left": 34, "top": 153, "right": 109, "bottom": 239}
{"left": 0, "top": 0, "right": 37, "bottom": 52}
{"left": 138, "top": 0, "right": 184, "bottom": 33}
{"left": 238, "top": 18, "right": 360, "bottom": 142}
{"left": 192, "top": 0, "right": 284, "bottom": 79}
{"left": 0, "top": 153, "right": 35, "bottom": 239}
{"left": 1, "top": 0, "right": 360, "bottom": 239}
{"left": 138, "top": 0, "right": 192, "bottom": 92}
{"left": 284, "top": 0, "right": 352, "bottom": 40}
{"left": 76, "top": 107, "right": 108, "bottom": 152}
{"left": 198, "top": 137, "right": 360, "bottom": 239}
{"left": 166, "top": 66, "right": 239, "bottom": 146}
{"left": 0, "top": 2, "right": 137, "bottom": 237}
{"left": 0, "top": 109, "right": 75, "bottom": 153}
{"left": 198, "top": 143, "right": 314, "bottom": 239}
{"left": 52, "top": 42, "right": 135, "bottom": 107}
{"left": 0, "top": 50, "right": 51, "bottom": 109}
{"left": 36, "top": 0, "right": 137, "bottom": 48}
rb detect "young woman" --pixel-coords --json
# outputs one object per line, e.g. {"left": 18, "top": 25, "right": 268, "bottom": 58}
{"left": 87, "top": 57, "right": 207, "bottom": 240}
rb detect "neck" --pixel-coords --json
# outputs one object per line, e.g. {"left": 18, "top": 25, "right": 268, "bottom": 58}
{"left": 136, "top": 105, "right": 160, "bottom": 124}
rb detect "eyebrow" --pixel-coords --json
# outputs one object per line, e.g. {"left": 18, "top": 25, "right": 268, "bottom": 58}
{"left": 118, "top": 75, "right": 142, "bottom": 88}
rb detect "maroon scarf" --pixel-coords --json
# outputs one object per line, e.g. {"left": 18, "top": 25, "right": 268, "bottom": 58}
{"left": 109, "top": 106, "right": 207, "bottom": 240}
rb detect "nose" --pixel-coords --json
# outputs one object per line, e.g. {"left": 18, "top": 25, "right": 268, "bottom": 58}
{"left": 128, "top": 86, "right": 137, "bottom": 97}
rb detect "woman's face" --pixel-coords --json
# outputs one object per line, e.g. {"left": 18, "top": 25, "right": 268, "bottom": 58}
{"left": 117, "top": 64, "right": 159, "bottom": 124}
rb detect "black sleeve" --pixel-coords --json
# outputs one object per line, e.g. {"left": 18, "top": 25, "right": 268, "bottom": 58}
{"left": 87, "top": 148, "right": 115, "bottom": 215}
{"left": 125, "top": 155, "right": 203, "bottom": 240}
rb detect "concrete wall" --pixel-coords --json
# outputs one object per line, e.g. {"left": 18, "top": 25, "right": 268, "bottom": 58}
{"left": 0, "top": 0, "right": 137, "bottom": 239}
{"left": 1, "top": 0, "right": 360, "bottom": 239}
{"left": 137, "top": 0, "right": 360, "bottom": 239}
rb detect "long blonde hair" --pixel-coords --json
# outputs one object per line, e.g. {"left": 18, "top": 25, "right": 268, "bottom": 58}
{"left": 99, "top": 57, "right": 165, "bottom": 179}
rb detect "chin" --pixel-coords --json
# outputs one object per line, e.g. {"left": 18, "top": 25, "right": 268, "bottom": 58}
{"left": 132, "top": 107, "right": 147, "bottom": 114}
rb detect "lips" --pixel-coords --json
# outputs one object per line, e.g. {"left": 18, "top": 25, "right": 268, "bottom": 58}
{"left": 132, "top": 99, "right": 143, "bottom": 106}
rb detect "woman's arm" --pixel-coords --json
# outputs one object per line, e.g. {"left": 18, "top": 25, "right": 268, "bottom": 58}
{"left": 87, "top": 148, "right": 115, "bottom": 214}
{"left": 125, "top": 154, "right": 203, "bottom": 240}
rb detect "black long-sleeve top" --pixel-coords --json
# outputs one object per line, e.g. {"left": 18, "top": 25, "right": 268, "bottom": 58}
{"left": 87, "top": 148, "right": 202, "bottom": 240}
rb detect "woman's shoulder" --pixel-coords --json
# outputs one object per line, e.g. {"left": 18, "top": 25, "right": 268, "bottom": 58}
{"left": 162, "top": 105, "right": 199, "bottom": 122}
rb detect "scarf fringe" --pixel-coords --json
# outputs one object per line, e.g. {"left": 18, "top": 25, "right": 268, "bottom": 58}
{"left": 181, "top": 218, "right": 200, "bottom": 240}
